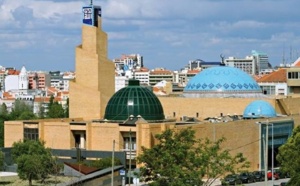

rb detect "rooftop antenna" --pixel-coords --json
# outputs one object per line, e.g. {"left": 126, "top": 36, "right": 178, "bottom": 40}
{"left": 90, "top": 0, "right": 93, "bottom": 5}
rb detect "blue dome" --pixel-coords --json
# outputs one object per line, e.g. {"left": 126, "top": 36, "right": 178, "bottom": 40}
{"left": 243, "top": 100, "right": 276, "bottom": 118}
{"left": 183, "top": 66, "right": 263, "bottom": 98}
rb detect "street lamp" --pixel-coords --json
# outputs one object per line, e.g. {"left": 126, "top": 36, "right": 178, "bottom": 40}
{"left": 112, "top": 140, "right": 115, "bottom": 186}
{"left": 256, "top": 119, "right": 274, "bottom": 186}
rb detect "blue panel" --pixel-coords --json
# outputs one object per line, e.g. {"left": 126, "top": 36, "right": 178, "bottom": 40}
{"left": 83, "top": 19, "right": 92, "bottom": 25}
{"left": 82, "top": 6, "right": 93, "bottom": 25}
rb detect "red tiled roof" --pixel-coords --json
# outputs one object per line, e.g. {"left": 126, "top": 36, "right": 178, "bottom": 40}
{"left": 150, "top": 70, "right": 172, "bottom": 74}
{"left": 7, "top": 70, "right": 20, "bottom": 75}
{"left": 293, "top": 58, "right": 300, "bottom": 67}
{"left": 135, "top": 67, "right": 149, "bottom": 72}
{"left": 187, "top": 69, "right": 200, "bottom": 74}
{"left": 64, "top": 162, "right": 100, "bottom": 175}
{"left": 34, "top": 97, "right": 50, "bottom": 103}
{"left": 2, "top": 92, "right": 14, "bottom": 100}
{"left": 257, "top": 69, "right": 287, "bottom": 82}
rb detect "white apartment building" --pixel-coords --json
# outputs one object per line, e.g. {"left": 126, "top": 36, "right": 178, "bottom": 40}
{"left": 4, "top": 66, "right": 28, "bottom": 92}
{"left": 62, "top": 72, "right": 75, "bottom": 91}
{"left": 134, "top": 68, "right": 150, "bottom": 86}
{"left": 115, "top": 76, "right": 128, "bottom": 92}
{"left": 0, "top": 68, "right": 6, "bottom": 91}
{"left": 113, "top": 54, "right": 143, "bottom": 72}
{"left": 50, "top": 71, "right": 75, "bottom": 91}
{"left": 224, "top": 56, "right": 257, "bottom": 75}
{"left": 173, "top": 69, "right": 200, "bottom": 87}
{"left": 224, "top": 50, "right": 271, "bottom": 75}
{"left": 149, "top": 68, "right": 174, "bottom": 86}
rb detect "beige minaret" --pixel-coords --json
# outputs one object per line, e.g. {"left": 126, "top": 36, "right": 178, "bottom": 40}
{"left": 69, "top": 4, "right": 115, "bottom": 120}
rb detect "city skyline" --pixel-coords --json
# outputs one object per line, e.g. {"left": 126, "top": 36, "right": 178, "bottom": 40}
{"left": 0, "top": 0, "right": 300, "bottom": 71}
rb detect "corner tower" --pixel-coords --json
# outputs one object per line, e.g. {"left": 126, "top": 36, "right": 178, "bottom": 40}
{"left": 69, "top": 2, "right": 115, "bottom": 119}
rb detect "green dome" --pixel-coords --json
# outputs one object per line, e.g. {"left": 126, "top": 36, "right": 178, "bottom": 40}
{"left": 104, "top": 79, "right": 165, "bottom": 122}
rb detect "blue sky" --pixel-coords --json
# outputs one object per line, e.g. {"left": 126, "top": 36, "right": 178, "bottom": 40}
{"left": 0, "top": 0, "right": 300, "bottom": 71}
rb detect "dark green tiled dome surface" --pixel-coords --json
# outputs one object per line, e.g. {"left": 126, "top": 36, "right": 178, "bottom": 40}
{"left": 104, "top": 79, "right": 165, "bottom": 121}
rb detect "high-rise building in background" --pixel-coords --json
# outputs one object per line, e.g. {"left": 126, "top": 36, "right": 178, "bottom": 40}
{"left": 224, "top": 50, "right": 272, "bottom": 75}
{"left": 252, "top": 50, "right": 271, "bottom": 73}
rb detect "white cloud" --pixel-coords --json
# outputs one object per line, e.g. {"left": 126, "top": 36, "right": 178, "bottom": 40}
{"left": 0, "top": 0, "right": 299, "bottom": 70}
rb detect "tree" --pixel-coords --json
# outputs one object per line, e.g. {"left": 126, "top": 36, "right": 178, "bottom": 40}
{"left": 277, "top": 125, "right": 300, "bottom": 185}
{"left": 38, "top": 103, "right": 45, "bottom": 119}
{"left": 137, "top": 128, "right": 249, "bottom": 186}
{"left": 0, "top": 104, "right": 10, "bottom": 147}
{"left": 47, "top": 95, "right": 65, "bottom": 118}
{"left": 64, "top": 98, "right": 69, "bottom": 118}
{"left": 0, "top": 151, "right": 4, "bottom": 171}
{"left": 9, "top": 99, "right": 35, "bottom": 120}
{"left": 11, "top": 140, "right": 55, "bottom": 186}
{"left": 47, "top": 102, "right": 65, "bottom": 118}
{"left": 0, "top": 103, "right": 8, "bottom": 117}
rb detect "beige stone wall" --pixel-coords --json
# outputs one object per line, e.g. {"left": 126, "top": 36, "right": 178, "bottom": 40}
{"left": 276, "top": 97, "right": 300, "bottom": 115}
{"left": 43, "top": 122, "right": 72, "bottom": 149}
{"left": 159, "top": 97, "right": 275, "bottom": 120}
{"left": 4, "top": 121, "right": 23, "bottom": 147}
{"left": 5, "top": 114, "right": 300, "bottom": 172}
{"left": 287, "top": 68, "right": 300, "bottom": 87}
{"left": 69, "top": 81, "right": 101, "bottom": 120}
{"left": 87, "top": 123, "right": 120, "bottom": 151}
{"left": 69, "top": 20, "right": 115, "bottom": 120}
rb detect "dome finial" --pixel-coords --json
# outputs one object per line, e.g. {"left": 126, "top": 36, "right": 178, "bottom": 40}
{"left": 220, "top": 54, "right": 225, "bottom": 66}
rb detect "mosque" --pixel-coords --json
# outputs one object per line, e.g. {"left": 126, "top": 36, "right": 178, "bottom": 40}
{"left": 4, "top": 2, "right": 300, "bottom": 173}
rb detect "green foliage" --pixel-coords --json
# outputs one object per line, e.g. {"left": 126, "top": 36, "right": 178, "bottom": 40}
{"left": 9, "top": 100, "right": 36, "bottom": 120}
{"left": 47, "top": 95, "right": 65, "bottom": 118}
{"left": 11, "top": 140, "right": 55, "bottom": 186}
{"left": 38, "top": 103, "right": 45, "bottom": 119}
{"left": 0, "top": 103, "right": 8, "bottom": 147}
{"left": 18, "top": 111, "right": 37, "bottom": 120}
{"left": 64, "top": 98, "right": 69, "bottom": 118}
{"left": 137, "top": 128, "right": 249, "bottom": 186}
{"left": 0, "top": 103, "right": 8, "bottom": 116}
{"left": 277, "top": 125, "right": 300, "bottom": 185}
{"left": 0, "top": 151, "right": 4, "bottom": 171}
{"left": 0, "top": 121, "right": 4, "bottom": 147}
{"left": 87, "top": 157, "right": 122, "bottom": 170}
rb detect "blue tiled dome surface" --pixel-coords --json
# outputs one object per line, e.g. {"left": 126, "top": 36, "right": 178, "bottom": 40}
{"left": 184, "top": 66, "right": 261, "bottom": 92}
{"left": 243, "top": 100, "right": 276, "bottom": 118}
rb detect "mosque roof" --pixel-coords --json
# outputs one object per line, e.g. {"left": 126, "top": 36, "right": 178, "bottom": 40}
{"left": 104, "top": 79, "right": 165, "bottom": 122}
{"left": 183, "top": 66, "right": 263, "bottom": 98}
{"left": 243, "top": 100, "right": 277, "bottom": 118}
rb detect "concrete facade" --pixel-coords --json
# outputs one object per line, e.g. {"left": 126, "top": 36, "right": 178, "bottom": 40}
{"left": 4, "top": 114, "right": 300, "bottom": 171}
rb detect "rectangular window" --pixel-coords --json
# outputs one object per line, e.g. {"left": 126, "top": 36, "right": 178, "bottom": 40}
{"left": 124, "top": 137, "right": 136, "bottom": 150}
{"left": 24, "top": 128, "right": 39, "bottom": 140}
{"left": 295, "top": 72, "right": 299, "bottom": 79}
